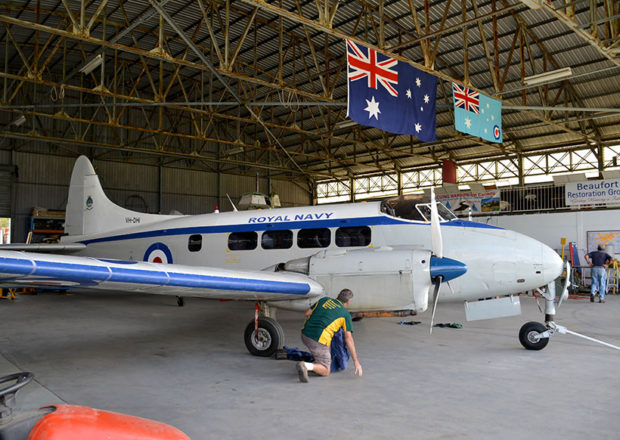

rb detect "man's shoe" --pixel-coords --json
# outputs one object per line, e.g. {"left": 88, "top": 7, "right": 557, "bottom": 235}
{"left": 590, "top": 295, "right": 594, "bottom": 302}
{"left": 296, "top": 362, "right": 309, "bottom": 383}
{"left": 599, "top": 299, "right": 605, "bottom": 303}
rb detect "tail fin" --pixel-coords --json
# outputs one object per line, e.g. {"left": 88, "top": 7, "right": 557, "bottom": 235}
{"left": 65, "top": 156, "right": 179, "bottom": 236}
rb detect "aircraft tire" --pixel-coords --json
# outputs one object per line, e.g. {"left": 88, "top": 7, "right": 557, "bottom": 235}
{"left": 176, "top": 296, "right": 184, "bottom": 307}
{"left": 519, "top": 321, "right": 549, "bottom": 351}
{"left": 244, "top": 317, "right": 284, "bottom": 357}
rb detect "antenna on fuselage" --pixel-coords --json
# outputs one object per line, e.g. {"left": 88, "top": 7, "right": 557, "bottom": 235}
{"left": 227, "top": 194, "right": 238, "bottom": 212}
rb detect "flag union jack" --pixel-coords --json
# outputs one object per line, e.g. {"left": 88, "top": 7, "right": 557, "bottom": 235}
{"left": 453, "top": 83, "right": 480, "bottom": 114}
{"left": 347, "top": 39, "right": 399, "bottom": 97}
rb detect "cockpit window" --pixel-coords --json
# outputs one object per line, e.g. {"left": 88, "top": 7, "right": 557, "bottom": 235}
{"left": 415, "top": 203, "right": 457, "bottom": 221}
{"left": 380, "top": 194, "right": 456, "bottom": 222}
{"left": 416, "top": 204, "right": 432, "bottom": 221}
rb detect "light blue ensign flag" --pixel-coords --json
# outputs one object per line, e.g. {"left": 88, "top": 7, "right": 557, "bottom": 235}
{"left": 452, "top": 83, "right": 502, "bottom": 143}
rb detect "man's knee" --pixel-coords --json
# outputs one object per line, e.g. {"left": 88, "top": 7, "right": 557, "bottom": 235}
{"left": 313, "top": 363, "right": 330, "bottom": 376}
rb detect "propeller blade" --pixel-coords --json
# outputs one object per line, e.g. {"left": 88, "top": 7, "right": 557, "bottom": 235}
{"left": 430, "top": 187, "right": 443, "bottom": 258}
{"left": 558, "top": 261, "right": 571, "bottom": 308}
{"left": 446, "top": 280, "right": 456, "bottom": 296}
{"left": 429, "top": 277, "right": 442, "bottom": 334}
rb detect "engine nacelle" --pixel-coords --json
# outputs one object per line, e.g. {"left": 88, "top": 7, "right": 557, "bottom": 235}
{"left": 270, "top": 247, "right": 432, "bottom": 313}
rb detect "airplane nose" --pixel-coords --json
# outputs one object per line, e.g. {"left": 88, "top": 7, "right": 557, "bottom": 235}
{"left": 541, "top": 243, "right": 563, "bottom": 281}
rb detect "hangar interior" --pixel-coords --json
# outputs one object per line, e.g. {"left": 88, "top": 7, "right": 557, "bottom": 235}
{"left": 0, "top": 0, "right": 619, "bottom": 243}
{"left": 1, "top": 2, "right": 620, "bottom": 438}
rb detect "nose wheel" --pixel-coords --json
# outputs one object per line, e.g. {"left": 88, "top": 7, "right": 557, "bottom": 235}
{"left": 519, "top": 321, "right": 550, "bottom": 351}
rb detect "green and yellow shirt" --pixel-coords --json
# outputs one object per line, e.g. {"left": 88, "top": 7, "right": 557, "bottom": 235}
{"left": 302, "top": 297, "right": 354, "bottom": 346}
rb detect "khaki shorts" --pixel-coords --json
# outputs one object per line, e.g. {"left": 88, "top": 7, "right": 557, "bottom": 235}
{"left": 301, "top": 334, "right": 331, "bottom": 370}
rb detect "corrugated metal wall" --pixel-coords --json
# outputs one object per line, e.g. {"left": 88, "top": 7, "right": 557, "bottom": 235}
{"left": 6, "top": 152, "right": 312, "bottom": 241}
{"left": 162, "top": 166, "right": 218, "bottom": 215}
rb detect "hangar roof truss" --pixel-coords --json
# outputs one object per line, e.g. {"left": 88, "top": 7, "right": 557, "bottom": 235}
{"left": 0, "top": 0, "right": 619, "bottom": 188}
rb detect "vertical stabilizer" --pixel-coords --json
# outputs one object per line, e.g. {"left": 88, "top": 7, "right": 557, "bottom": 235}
{"left": 65, "top": 156, "right": 179, "bottom": 236}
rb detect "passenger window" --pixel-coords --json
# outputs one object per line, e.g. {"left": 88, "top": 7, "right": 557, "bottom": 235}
{"left": 297, "top": 228, "right": 330, "bottom": 248}
{"left": 188, "top": 234, "right": 202, "bottom": 252}
{"left": 228, "top": 231, "right": 258, "bottom": 251}
{"left": 336, "top": 226, "right": 371, "bottom": 247}
{"left": 262, "top": 230, "right": 293, "bottom": 250}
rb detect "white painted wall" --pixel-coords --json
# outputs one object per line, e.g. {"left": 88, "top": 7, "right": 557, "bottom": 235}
{"left": 476, "top": 209, "right": 620, "bottom": 264}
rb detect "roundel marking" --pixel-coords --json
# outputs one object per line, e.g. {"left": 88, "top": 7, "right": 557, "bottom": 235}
{"left": 493, "top": 125, "right": 501, "bottom": 140}
{"left": 144, "top": 242, "right": 173, "bottom": 264}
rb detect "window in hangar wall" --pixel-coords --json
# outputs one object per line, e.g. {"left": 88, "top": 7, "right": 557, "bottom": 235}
{"left": 316, "top": 145, "right": 620, "bottom": 204}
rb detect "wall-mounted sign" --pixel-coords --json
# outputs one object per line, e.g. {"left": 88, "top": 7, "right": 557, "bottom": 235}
{"left": 437, "top": 190, "right": 501, "bottom": 215}
{"left": 565, "top": 179, "right": 620, "bottom": 205}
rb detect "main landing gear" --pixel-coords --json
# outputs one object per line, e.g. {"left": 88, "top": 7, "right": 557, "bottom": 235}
{"left": 243, "top": 303, "right": 285, "bottom": 357}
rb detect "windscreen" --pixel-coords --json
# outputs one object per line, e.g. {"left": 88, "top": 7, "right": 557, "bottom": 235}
{"left": 380, "top": 194, "right": 457, "bottom": 222}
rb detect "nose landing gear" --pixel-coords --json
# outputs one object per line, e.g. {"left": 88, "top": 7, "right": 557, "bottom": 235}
{"left": 519, "top": 262, "right": 567, "bottom": 351}
{"left": 519, "top": 321, "right": 549, "bottom": 351}
{"left": 519, "top": 262, "right": 620, "bottom": 351}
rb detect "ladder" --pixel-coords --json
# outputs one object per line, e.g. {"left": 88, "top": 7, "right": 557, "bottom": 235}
{"left": 607, "top": 261, "right": 619, "bottom": 295}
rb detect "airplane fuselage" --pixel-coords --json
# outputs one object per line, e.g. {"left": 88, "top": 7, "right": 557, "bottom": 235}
{"left": 60, "top": 201, "right": 562, "bottom": 308}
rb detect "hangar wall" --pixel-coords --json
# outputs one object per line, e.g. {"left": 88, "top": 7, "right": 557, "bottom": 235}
{"left": 480, "top": 210, "right": 620, "bottom": 263}
{"left": 4, "top": 152, "right": 311, "bottom": 242}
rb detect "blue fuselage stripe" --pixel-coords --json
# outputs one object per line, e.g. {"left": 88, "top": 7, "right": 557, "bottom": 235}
{"left": 0, "top": 257, "right": 310, "bottom": 295}
{"left": 79, "top": 216, "right": 499, "bottom": 245}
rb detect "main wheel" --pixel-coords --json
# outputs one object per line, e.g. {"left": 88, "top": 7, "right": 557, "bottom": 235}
{"left": 244, "top": 317, "right": 284, "bottom": 357}
{"left": 519, "top": 321, "right": 549, "bottom": 351}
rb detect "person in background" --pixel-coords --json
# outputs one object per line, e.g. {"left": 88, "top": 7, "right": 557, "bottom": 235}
{"left": 585, "top": 245, "right": 613, "bottom": 303}
{"left": 296, "top": 289, "right": 362, "bottom": 382}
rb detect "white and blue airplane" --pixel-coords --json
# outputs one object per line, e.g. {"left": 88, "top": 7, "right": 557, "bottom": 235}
{"left": 0, "top": 156, "right": 569, "bottom": 354}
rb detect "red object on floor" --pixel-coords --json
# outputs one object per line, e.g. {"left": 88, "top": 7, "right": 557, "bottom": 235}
{"left": 27, "top": 405, "right": 190, "bottom": 440}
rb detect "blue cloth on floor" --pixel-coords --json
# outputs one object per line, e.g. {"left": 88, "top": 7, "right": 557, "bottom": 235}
{"left": 330, "top": 329, "right": 350, "bottom": 373}
{"left": 283, "top": 346, "right": 314, "bottom": 362}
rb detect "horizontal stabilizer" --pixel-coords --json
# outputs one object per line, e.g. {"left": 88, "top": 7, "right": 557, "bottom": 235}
{"left": 0, "top": 243, "right": 87, "bottom": 252}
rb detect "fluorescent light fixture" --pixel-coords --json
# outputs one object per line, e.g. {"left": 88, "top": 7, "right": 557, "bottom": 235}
{"left": 11, "top": 115, "right": 26, "bottom": 127}
{"left": 552, "top": 174, "right": 570, "bottom": 185}
{"left": 519, "top": 0, "right": 542, "bottom": 9}
{"left": 223, "top": 147, "right": 244, "bottom": 156}
{"left": 566, "top": 173, "right": 587, "bottom": 182}
{"left": 79, "top": 54, "right": 103, "bottom": 75}
{"left": 602, "top": 170, "right": 620, "bottom": 179}
{"left": 335, "top": 120, "right": 357, "bottom": 129}
{"left": 468, "top": 183, "right": 485, "bottom": 193}
{"left": 523, "top": 67, "right": 573, "bottom": 86}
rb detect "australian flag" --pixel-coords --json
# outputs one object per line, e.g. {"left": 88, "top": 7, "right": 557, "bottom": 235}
{"left": 453, "top": 83, "right": 502, "bottom": 143}
{"left": 346, "top": 39, "right": 437, "bottom": 142}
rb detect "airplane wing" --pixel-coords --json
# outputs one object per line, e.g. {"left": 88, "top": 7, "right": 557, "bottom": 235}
{"left": 0, "top": 250, "right": 324, "bottom": 301}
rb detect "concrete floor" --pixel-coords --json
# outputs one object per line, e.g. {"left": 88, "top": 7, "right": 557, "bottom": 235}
{"left": 1, "top": 290, "right": 619, "bottom": 439}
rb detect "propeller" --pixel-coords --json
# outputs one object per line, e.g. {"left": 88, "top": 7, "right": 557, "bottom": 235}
{"left": 430, "top": 187, "right": 443, "bottom": 259}
{"left": 427, "top": 187, "right": 467, "bottom": 333}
